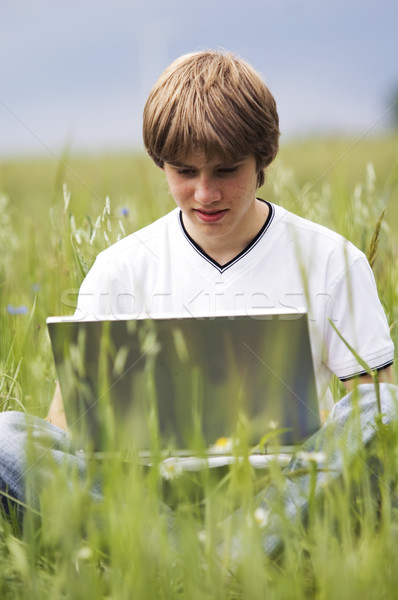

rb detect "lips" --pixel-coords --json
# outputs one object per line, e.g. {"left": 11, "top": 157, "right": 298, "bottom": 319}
{"left": 194, "top": 209, "right": 227, "bottom": 223}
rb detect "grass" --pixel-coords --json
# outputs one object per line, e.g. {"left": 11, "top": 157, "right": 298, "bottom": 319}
{"left": 0, "top": 134, "right": 398, "bottom": 598}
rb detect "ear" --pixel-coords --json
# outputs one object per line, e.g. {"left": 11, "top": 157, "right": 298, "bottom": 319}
{"left": 256, "top": 169, "right": 265, "bottom": 188}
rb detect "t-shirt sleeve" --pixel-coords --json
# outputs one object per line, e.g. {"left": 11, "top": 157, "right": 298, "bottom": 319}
{"left": 324, "top": 255, "right": 394, "bottom": 379}
{"left": 73, "top": 253, "right": 134, "bottom": 320}
{"left": 73, "top": 255, "right": 109, "bottom": 319}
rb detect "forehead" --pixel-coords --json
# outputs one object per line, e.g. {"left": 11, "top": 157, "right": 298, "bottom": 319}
{"left": 167, "top": 153, "right": 251, "bottom": 169}
{"left": 162, "top": 136, "right": 250, "bottom": 167}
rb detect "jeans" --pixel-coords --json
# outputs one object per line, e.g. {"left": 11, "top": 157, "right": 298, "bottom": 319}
{"left": 0, "top": 413, "right": 102, "bottom": 512}
{"left": 222, "top": 383, "right": 398, "bottom": 560}
{"left": 0, "top": 384, "right": 397, "bottom": 558}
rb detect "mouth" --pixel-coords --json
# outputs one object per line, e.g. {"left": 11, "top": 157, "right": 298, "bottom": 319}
{"left": 194, "top": 209, "right": 227, "bottom": 223}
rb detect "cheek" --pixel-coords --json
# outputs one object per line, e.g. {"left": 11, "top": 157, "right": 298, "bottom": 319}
{"left": 227, "top": 178, "right": 251, "bottom": 198}
{"left": 167, "top": 180, "right": 189, "bottom": 204}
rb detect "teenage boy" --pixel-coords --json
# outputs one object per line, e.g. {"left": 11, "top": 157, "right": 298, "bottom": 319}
{"left": 72, "top": 50, "right": 394, "bottom": 408}
{"left": 0, "top": 51, "right": 396, "bottom": 557}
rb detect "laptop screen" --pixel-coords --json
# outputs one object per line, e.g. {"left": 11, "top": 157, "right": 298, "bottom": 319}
{"left": 47, "top": 312, "right": 320, "bottom": 453}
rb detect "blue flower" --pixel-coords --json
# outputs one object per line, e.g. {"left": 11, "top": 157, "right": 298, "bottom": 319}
{"left": 31, "top": 283, "right": 41, "bottom": 293}
{"left": 7, "top": 305, "right": 28, "bottom": 315}
{"left": 119, "top": 207, "right": 129, "bottom": 217}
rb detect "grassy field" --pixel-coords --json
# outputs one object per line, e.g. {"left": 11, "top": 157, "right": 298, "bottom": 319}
{"left": 0, "top": 135, "right": 397, "bottom": 598}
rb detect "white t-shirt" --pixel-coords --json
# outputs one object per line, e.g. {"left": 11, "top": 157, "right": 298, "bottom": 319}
{"left": 76, "top": 201, "right": 394, "bottom": 409}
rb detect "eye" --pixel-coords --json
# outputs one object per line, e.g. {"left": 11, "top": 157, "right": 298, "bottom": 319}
{"left": 217, "top": 166, "right": 238, "bottom": 175}
{"left": 176, "top": 167, "right": 196, "bottom": 176}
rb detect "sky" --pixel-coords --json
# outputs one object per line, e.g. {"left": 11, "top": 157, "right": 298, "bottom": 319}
{"left": 1, "top": 0, "right": 397, "bottom": 158}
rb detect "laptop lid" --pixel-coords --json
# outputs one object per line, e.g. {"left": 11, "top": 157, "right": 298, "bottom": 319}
{"left": 47, "top": 310, "right": 321, "bottom": 454}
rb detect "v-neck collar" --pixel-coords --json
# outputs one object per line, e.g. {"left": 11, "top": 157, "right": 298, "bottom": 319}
{"left": 178, "top": 199, "right": 274, "bottom": 274}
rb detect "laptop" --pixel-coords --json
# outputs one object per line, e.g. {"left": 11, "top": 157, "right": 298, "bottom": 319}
{"left": 46, "top": 310, "right": 321, "bottom": 468}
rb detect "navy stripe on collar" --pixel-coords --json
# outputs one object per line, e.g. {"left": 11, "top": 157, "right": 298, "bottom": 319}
{"left": 178, "top": 199, "right": 274, "bottom": 274}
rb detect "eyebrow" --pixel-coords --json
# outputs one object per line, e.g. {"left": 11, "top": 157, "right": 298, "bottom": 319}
{"left": 166, "top": 159, "right": 245, "bottom": 169}
{"left": 166, "top": 160, "right": 190, "bottom": 168}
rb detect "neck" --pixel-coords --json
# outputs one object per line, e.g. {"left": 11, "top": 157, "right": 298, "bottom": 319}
{"left": 182, "top": 199, "right": 270, "bottom": 267}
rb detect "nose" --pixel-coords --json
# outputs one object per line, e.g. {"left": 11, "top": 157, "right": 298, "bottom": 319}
{"left": 194, "top": 175, "right": 221, "bottom": 205}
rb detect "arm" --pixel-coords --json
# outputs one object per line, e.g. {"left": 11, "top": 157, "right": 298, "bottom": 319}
{"left": 46, "top": 382, "right": 68, "bottom": 431}
{"left": 324, "top": 252, "right": 395, "bottom": 393}
{"left": 317, "top": 366, "right": 396, "bottom": 423}
{"left": 342, "top": 364, "right": 396, "bottom": 392}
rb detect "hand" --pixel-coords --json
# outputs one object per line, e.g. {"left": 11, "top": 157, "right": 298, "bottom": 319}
{"left": 46, "top": 381, "right": 68, "bottom": 431}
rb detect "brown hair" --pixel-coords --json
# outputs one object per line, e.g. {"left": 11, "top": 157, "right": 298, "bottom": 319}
{"left": 143, "top": 50, "right": 280, "bottom": 188}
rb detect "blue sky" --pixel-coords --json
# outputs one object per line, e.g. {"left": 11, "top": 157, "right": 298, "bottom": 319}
{"left": 1, "top": 0, "right": 397, "bottom": 157}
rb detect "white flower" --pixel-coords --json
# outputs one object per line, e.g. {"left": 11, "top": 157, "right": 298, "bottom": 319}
{"left": 296, "top": 450, "right": 326, "bottom": 465}
{"left": 209, "top": 437, "right": 234, "bottom": 454}
{"left": 198, "top": 530, "right": 207, "bottom": 544}
{"left": 268, "top": 420, "right": 279, "bottom": 430}
{"left": 253, "top": 507, "right": 269, "bottom": 529}
{"left": 159, "top": 458, "right": 183, "bottom": 481}
{"left": 75, "top": 546, "right": 93, "bottom": 562}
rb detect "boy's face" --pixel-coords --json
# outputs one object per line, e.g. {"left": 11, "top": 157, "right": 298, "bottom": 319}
{"left": 163, "top": 154, "right": 268, "bottom": 262}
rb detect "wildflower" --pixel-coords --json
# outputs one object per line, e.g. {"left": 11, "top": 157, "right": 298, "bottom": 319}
{"left": 74, "top": 545, "right": 94, "bottom": 574}
{"left": 209, "top": 437, "right": 234, "bottom": 454}
{"left": 197, "top": 530, "right": 207, "bottom": 544}
{"left": 7, "top": 305, "right": 28, "bottom": 315}
{"left": 296, "top": 450, "right": 326, "bottom": 465}
{"left": 253, "top": 506, "right": 269, "bottom": 529}
{"left": 268, "top": 420, "right": 278, "bottom": 430}
{"left": 75, "top": 545, "right": 93, "bottom": 562}
{"left": 31, "top": 283, "right": 41, "bottom": 293}
{"left": 159, "top": 458, "right": 183, "bottom": 481}
{"left": 119, "top": 207, "right": 129, "bottom": 217}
